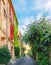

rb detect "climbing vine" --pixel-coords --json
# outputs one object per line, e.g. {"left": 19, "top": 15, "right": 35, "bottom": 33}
{"left": 14, "top": 14, "right": 20, "bottom": 47}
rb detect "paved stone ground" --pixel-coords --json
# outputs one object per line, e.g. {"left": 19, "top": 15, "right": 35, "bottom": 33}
{"left": 8, "top": 56, "right": 38, "bottom": 65}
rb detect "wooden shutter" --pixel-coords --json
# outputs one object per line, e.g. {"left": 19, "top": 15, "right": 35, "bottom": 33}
{"left": 10, "top": 24, "right": 14, "bottom": 40}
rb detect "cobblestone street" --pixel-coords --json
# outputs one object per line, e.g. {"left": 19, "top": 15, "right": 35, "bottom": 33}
{"left": 8, "top": 56, "right": 37, "bottom": 65}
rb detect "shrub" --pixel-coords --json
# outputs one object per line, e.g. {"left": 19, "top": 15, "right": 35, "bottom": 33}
{"left": 14, "top": 46, "right": 20, "bottom": 58}
{"left": 27, "top": 50, "right": 33, "bottom": 58}
{"left": 0, "top": 46, "right": 11, "bottom": 64}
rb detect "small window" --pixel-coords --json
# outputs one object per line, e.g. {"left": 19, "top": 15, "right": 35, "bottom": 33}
{"left": 2, "top": 0, "right": 5, "bottom": 5}
{"left": 1, "top": 36, "right": 6, "bottom": 41}
{"left": 4, "top": 8, "right": 6, "bottom": 18}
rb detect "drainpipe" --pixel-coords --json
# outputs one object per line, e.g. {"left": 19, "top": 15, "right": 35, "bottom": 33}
{"left": 6, "top": 1, "right": 8, "bottom": 46}
{"left": 0, "top": 0, "right": 1, "bottom": 15}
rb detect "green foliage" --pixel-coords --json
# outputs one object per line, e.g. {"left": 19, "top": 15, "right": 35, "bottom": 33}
{"left": 14, "top": 25, "right": 20, "bottom": 47}
{"left": 22, "top": 17, "right": 51, "bottom": 65}
{"left": 14, "top": 14, "right": 18, "bottom": 25}
{"left": 14, "top": 14, "right": 20, "bottom": 47}
{"left": 14, "top": 46, "right": 20, "bottom": 58}
{"left": 21, "top": 47, "right": 26, "bottom": 56}
{"left": 14, "top": 15, "right": 20, "bottom": 58}
{"left": 38, "top": 44, "right": 49, "bottom": 65}
{"left": 38, "top": 52, "right": 49, "bottom": 65}
{"left": 22, "top": 47, "right": 26, "bottom": 52}
{"left": 27, "top": 50, "right": 33, "bottom": 57}
{"left": 0, "top": 46, "right": 11, "bottom": 64}
{"left": 22, "top": 18, "right": 51, "bottom": 44}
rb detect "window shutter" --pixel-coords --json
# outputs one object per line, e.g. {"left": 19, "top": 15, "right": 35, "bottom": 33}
{"left": 10, "top": 24, "right": 14, "bottom": 40}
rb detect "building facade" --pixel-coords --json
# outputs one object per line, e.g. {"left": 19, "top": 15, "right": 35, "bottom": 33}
{"left": 0, "top": 0, "right": 18, "bottom": 59}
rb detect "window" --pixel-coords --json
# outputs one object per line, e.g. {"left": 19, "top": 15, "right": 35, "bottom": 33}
{"left": 4, "top": 8, "right": 6, "bottom": 18}
{"left": 2, "top": 0, "right": 5, "bottom": 5}
{"left": 1, "top": 36, "right": 5, "bottom": 41}
{"left": 10, "top": 9, "right": 14, "bottom": 24}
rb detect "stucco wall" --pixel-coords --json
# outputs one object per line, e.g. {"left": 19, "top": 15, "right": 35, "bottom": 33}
{"left": 0, "top": 0, "right": 15, "bottom": 59}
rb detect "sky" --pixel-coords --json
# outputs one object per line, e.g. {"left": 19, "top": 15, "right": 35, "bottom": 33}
{"left": 12, "top": 0, "right": 51, "bottom": 35}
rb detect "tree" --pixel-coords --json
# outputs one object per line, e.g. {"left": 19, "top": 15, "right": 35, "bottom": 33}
{"left": 22, "top": 17, "right": 51, "bottom": 65}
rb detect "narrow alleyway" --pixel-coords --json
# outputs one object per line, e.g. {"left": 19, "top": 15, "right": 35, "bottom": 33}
{"left": 8, "top": 56, "right": 38, "bottom": 65}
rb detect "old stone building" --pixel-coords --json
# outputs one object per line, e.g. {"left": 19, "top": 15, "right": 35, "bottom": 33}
{"left": 0, "top": 0, "right": 18, "bottom": 59}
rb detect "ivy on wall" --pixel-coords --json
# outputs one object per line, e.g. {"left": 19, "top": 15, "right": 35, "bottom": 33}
{"left": 14, "top": 14, "right": 20, "bottom": 47}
